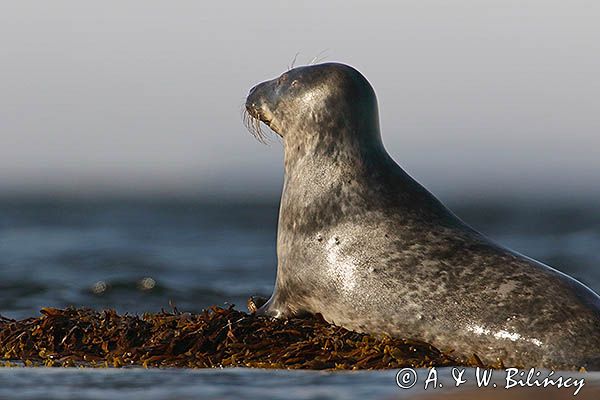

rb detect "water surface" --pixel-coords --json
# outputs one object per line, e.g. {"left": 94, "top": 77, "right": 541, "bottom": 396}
{"left": 0, "top": 198, "right": 598, "bottom": 399}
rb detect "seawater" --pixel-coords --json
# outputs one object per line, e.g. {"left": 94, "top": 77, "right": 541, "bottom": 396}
{"left": 0, "top": 198, "right": 599, "bottom": 399}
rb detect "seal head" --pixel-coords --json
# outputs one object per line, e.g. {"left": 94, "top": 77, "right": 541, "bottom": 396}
{"left": 245, "top": 62, "right": 600, "bottom": 370}
{"left": 246, "top": 63, "right": 381, "bottom": 149}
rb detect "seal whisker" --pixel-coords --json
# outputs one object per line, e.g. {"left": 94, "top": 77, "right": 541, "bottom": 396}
{"left": 240, "top": 101, "right": 270, "bottom": 145}
{"left": 288, "top": 52, "right": 300, "bottom": 71}
{"left": 254, "top": 116, "right": 267, "bottom": 144}
{"left": 308, "top": 49, "right": 329, "bottom": 65}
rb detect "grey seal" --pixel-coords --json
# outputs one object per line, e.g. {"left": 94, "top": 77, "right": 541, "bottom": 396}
{"left": 244, "top": 62, "right": 600, "bottom": 370}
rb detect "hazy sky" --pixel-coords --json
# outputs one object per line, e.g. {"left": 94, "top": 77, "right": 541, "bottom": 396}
{"left": 1, "top": 1, "right": 599, "bottom": 200}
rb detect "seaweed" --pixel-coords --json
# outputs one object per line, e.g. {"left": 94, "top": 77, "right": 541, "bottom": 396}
{"left": 0, "top": 306, "right": 485, "bottom": 369}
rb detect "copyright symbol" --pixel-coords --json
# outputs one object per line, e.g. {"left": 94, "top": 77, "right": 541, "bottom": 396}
{"left": 395, "top": 368, "right": 418, "bottom": 389}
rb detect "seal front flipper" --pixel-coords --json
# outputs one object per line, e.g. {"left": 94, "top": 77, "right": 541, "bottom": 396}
{"left": 247, "top": 296, "right": 268, "bottom": 314}
{"left": 256, "top": 296, "right": 310, "bottom": 319}
{"left": 256, "top": 299, "right": 283, "bottom": 318}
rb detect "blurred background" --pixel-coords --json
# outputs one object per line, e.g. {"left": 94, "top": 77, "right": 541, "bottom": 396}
{"left": 1, "top": 1, "right": 599, "bottom": 319}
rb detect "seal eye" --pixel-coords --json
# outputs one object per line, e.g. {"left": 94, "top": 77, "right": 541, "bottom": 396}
{"left": 290, "top": 80, "right": 299, "bottom": 88}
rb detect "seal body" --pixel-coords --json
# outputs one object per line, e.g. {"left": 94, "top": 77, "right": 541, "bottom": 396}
{"left": 245, "top": 63, "right": 600, "bottom": 370}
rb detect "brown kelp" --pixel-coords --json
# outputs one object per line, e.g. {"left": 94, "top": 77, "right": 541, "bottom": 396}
{"left": 0, "top": 306, "right": 488, "bottom": 369}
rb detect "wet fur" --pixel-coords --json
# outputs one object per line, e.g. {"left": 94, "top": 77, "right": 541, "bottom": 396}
{"left": 244, "top": 63, "right": 600, "bottom": 370}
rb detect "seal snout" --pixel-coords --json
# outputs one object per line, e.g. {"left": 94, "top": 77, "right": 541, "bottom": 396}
{"left": 245, "top": 82, "right": 275, "bottom": 129}
{"left": 245, "top": 83, "right": 267, "bottom": 118}
{"left": 244, "top": 81, "right": 277, "bottom": 143}
{"left": 245, "top": 84, "right": 259, "bottom": 109}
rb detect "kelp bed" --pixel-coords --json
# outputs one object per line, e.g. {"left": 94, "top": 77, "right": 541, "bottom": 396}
{"left": 0, "top": 306, "right": 483, "bottom": 370}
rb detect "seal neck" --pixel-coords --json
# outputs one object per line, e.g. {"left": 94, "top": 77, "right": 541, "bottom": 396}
{"left": 281, "top": 113, "right": 387, "bottom": 177}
